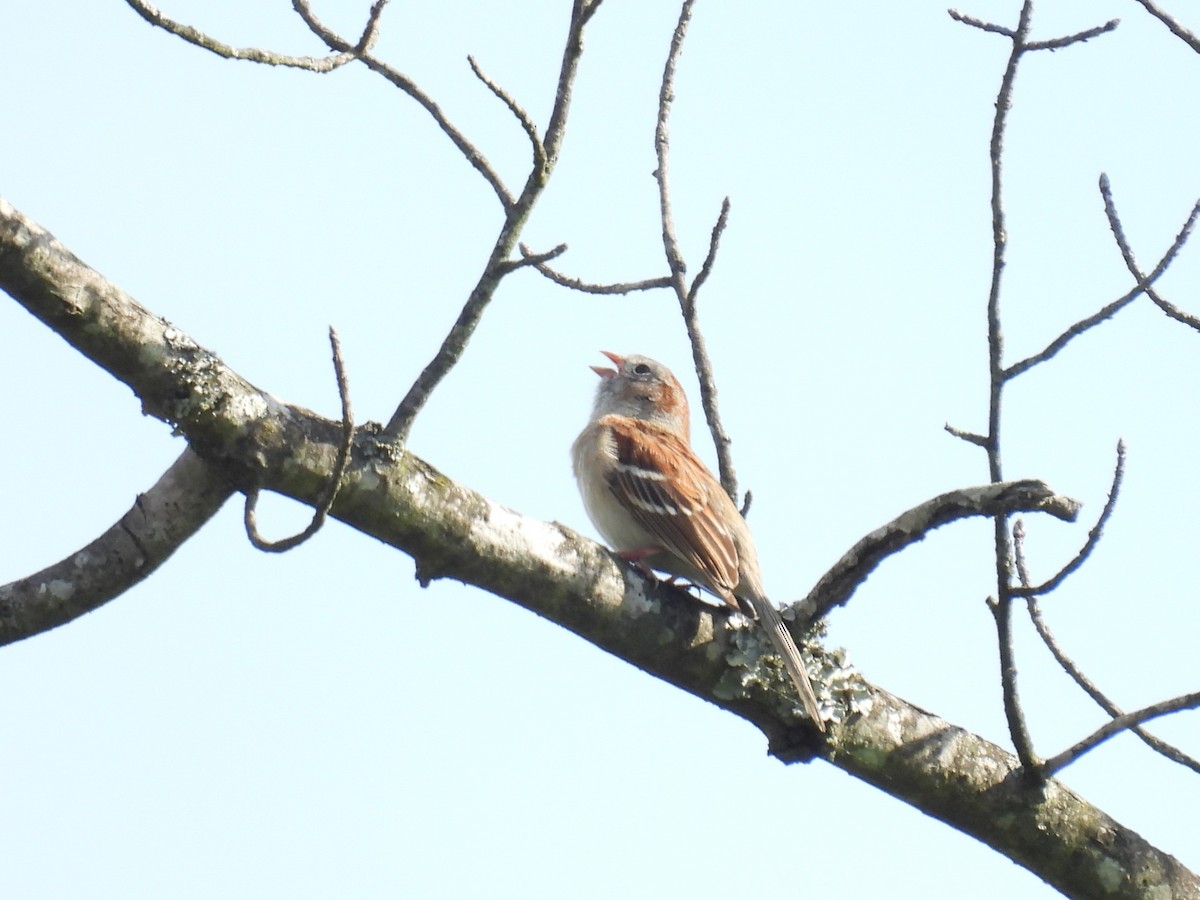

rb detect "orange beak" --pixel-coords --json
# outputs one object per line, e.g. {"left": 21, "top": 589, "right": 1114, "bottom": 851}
{"left": 590, "top": 350, "right": 624, "bottom": 378}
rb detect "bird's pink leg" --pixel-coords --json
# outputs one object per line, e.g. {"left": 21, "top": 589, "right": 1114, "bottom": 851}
{"left": 615, "top": 546, "right": 663, "bottom": 577}
{"left": 615, "top": 547, "right": 698, "bottom": 593}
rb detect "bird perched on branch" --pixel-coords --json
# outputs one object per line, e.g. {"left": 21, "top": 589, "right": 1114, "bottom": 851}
{"left": 572, "top": 351, "right": 824, "bottom": 731}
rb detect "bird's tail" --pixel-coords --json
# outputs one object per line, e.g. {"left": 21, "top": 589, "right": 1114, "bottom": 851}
{"left": 754, "top": 600, "right": 825, "bottom": 732}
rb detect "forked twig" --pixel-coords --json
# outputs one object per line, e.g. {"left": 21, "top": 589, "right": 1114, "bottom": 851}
{"left": 1042, "top": 692, "right": 1200, "bottom": 775}
{"left": 1101, "top": 174, "right": 1200, "bottom": 332}
{"left": 1008, "top": 175, "right": 1200, "bottom": 377}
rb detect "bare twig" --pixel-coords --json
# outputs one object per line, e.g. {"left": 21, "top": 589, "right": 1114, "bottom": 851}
{"left": 947, "top": 9, "right": 1015, "bottom": 37}
{"left": 1006, "top": 292, "right": 1140, "bottom": 378}
{"left": 125, "top": 0, "right": 357, "bottom": 71}
{"left": 1130, "top": 0, "right": 1200, "bottom": 53}
{"left": 653, "top": 0, "right": 693, "bottom": 289}
{"left": 990, "top": 561, "right": 1041, "bottom": 779}
{"left": 685, "top": 196, "right": 731, "bottom": 312}
{"left": 542, "top": 0, "right": 603, "bottom": 164}
{"left": 1042, "top": 692, "right": 1200, "bottom": 775}
{"left": 356, "top": 0, "right": 390, "bottom": 53}
{"left": 498, "top": 243, "right": 567, "bottom": 274}
{"left": 1102, "top": 173, "right": 1200, "bottom": 332}
{"left": 978, "top": 0, "right": 1034, "bottom": 476}
{"left": 468, "top": 55, "right": 547, "bottom": 171}
{"left": 517, "top": 244, "right": 673, "bottom": 293}
{"left": 245, "top": 328, "right": 355, "bottom": 552}
{"left": 794, "top": 480, "right": 1080, "bottom": 626}
{"left": 652, "top": 0, "right": 740, "bottom": 501}
{"left": 1013, "top": 440, "right": 1125, "bottom": 597}
{"left": 1027, "top": 19, "right": 1119, "bottom": 51}
{"left": 944, "top": 422, "right": 988, "bottom": 447}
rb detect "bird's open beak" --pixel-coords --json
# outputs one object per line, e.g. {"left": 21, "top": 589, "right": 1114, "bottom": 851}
{"left": 590, "top": 350, "right": 624, "bottom": 378}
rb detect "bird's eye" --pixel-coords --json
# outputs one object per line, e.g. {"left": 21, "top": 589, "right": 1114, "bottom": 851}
{"left": 633, "top": 363, "right": 652, "bottom": 376}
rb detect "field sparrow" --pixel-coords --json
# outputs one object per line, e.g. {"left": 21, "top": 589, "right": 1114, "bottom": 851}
{"left": 572, "top": 351, "right": 824, "bottom": 731}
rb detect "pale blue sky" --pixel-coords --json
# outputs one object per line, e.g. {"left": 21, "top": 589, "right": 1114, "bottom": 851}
{"left": 2, "top": 1, "right": 1198, "bottom": 897}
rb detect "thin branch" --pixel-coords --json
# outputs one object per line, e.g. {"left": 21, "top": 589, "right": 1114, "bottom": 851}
{"left": 1130, "top": 0, "right": 1200, "bottom": 54}
{"left": 653, "top": 0, "right": 692, "bottom": 289}
{"left": 1006, "top": 290, "right": 1141, "bottom": 378}
{"left": 498, "top": 243, "right": 568, "bottom": 275}
{"left": 685, "top": 196, "right": 731, "bottom": 311}
{"left": 991, "top": 549, "right": 1041, "bottom": 779}
{"left": 517, "top": 244, "right": 673, "bottom": 293}
{"left": 976, "top": 0, "right": 1039, "bottom": 777}
{"left": 1012, "top": 439, "right": 1125, "bottom": 597}
{"left": 244, "top": 328, "right": 355, "bottom": 552}
{"left": 542, "top": 0, "right": 603, "bottom": 165}
{"left": 0, "top": 450, "right": 233, "bottom": 645}
{"left": 383, "top": 0, "right": 602, "bottom": 442}
{"left": 944, "top": 422, "right": 988, "bottom": 447}
{"left": 1042, "top": 692, "right": 1200, "bottom": 775}
{"left": 125, "top": 0, "right": 357, "bottom": 71}
{"left": 1102, "top": 173, "right": 1200, "bottom": 331}
{"left": 356, "top": 0, "right": 390, "bottom": 53}
{"left": 468, "top": 55, "right": 547, "bottom": 171}
{"left": 1027, "top": 19, "right": 1119, "bottom": 51}
{"left": 653, "top": 0, "right": 739, "bottom": 501}
{"left": 981, "top": 0, "right": 1033, "bottom": 476}
{"left": 793, "top": 480, "right": 1080, "bottom": 627}
{"left": 947, "top": 9, "right": 1015, "bottom": 37}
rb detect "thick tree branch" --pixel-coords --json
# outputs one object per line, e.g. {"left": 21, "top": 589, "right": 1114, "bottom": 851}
{"left": 794, "top": 480, "right": 1080, "bottom": 626}
{"left": 1, "top": 196, "right": 1196, "bottom": 897}
{"left": 0, "top": 449, "right": 233, "bottom": 645}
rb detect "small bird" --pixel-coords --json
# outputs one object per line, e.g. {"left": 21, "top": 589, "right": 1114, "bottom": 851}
{"left": 572, "top": 351, "right": 824, "bottom": 731}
